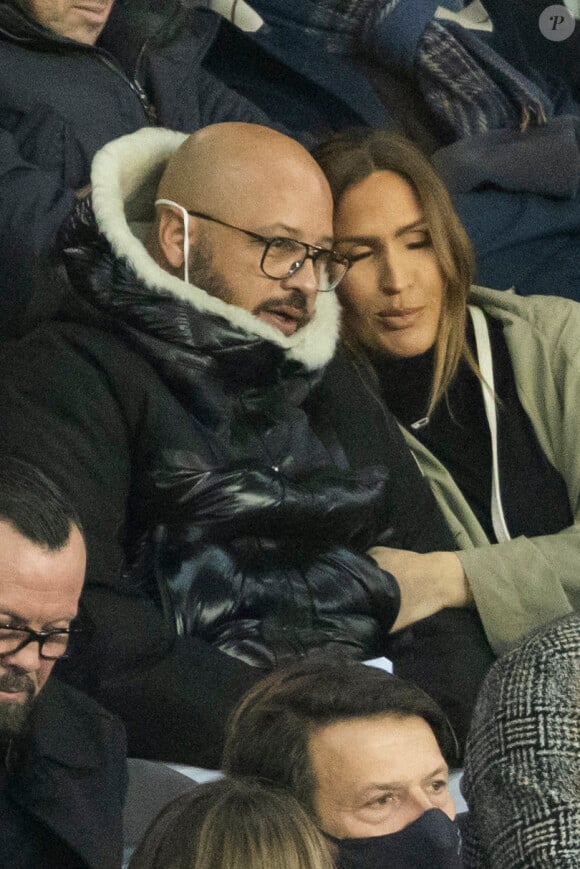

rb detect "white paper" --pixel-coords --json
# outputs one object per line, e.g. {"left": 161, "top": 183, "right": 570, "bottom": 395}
{"left": 363, "top": 656, "right": 394, "bottom": 674}
{"left": 435, "top": 1, "right": 493, "bottom": 32}
{"left": 207, "top": 0, "right": 264, "bottom": 32}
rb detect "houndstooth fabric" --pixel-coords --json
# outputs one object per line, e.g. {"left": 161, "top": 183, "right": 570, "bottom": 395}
{"left": 462, "top": 615, "right": 580, "bottom": 868}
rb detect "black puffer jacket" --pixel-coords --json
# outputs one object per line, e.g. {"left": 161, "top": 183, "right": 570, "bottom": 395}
{"left": 0, "top": 0, "right": 268, "bottom": 334}
{"left": 59, "top": 142, "right": 400, "bottom": 669}
{"left": 0, "top": 129, "right": 455, "bottom": 762}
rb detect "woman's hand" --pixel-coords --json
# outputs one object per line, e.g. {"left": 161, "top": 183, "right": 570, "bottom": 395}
{"left": 367, "top": 547, "right": 473, "bottom": 633}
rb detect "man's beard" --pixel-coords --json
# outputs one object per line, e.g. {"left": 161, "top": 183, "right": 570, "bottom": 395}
{"left": 0, "top": 669, "right": 36, "bottom": 743}
{"left": 187, "top": 234, "right": 311, "bottom": 330}
{"left": 187, "top": 231, "right": 238, "bottom": 303}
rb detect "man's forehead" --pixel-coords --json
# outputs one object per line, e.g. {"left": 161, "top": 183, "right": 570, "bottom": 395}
{"left": 0, "top": 523, "right": 84, "bottom": 620}
{"left": 164, "top": 124, "right": 330, "bottom": 203}
{"left": 309, "top": 714, "right": 442, "bottom": 772}
{"left": 230, "top": 179, "right": 333, "bottom": 241}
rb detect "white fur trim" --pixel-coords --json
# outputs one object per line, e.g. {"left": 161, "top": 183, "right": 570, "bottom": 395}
{"left": 90, "top": 128, "right": 340, "bottom": 370}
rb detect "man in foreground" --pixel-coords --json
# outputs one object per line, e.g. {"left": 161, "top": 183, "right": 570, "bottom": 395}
{"left": 0, "top": 122, "right": 493, "bottom": 764}
{"left": 224, "top": 659, "right": 464, "bottom": 868}
{"left": 0, "top": 458, "right": 127, "bottom": 868}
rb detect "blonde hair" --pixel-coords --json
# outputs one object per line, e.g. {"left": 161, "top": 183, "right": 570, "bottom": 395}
{"left": 314, "top": 129, "right": 479, "bottom": 415}
{"left": 129, "top": 776, "right": 336, "bottom": 869}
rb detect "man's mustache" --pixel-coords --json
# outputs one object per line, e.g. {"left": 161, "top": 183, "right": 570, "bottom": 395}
{"left": 0, "top": 670, "right": 35, "bottom": 699}
{"left": 255, "top": 291, "right": 310, "bottom": 321}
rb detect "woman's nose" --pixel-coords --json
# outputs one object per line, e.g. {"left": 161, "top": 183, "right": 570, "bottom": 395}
{"left": 379, "top": 252, "right": 411, "bottom": 293}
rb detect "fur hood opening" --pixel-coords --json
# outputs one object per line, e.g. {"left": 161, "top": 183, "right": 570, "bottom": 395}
{"left": 90, "top": 127, "right": 341, "bottom": 371}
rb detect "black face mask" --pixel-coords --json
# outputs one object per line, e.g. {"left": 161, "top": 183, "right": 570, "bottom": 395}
{"left": 330, "top": 808, "right": 463, "bottom": 869}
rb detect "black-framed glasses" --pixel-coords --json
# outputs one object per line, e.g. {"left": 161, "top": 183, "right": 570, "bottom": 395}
{"left": 0, "top": 623, "right": 83, "bottom": 661}
{"left": 187, "top": 210, "right": 351, "bottom": 292}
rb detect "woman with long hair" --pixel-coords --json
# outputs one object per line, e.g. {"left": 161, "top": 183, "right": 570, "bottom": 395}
{"left": 314, "top": 129, "right": 579, "bottom": 657}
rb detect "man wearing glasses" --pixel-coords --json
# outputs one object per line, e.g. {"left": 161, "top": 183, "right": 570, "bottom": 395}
{"left": 0, "top": 123, "right": 490, "bottom": 767}
{"left": 0, "top": 458, "right": 127, "bottom": 867}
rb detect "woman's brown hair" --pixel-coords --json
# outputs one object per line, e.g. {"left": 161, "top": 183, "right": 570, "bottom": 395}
{"left": 129, "top": 776, "right": 336, "bottom": 869}
{"left": 314, "top": 129, "right": 478, "bottom": 414}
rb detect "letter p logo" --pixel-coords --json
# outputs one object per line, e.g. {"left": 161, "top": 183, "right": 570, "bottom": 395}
{"left": 539, "top": 5, "right": 576, "bottom": 40}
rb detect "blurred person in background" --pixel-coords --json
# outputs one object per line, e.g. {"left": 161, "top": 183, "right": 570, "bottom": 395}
{"left": 462, "top": 614, "right": 580, "bottom": 869}
{"left": 0, "top": 0, "right": 269, "bottom": 336}
{"left": 129, "top": 776, "right": 336, "bottom": 869}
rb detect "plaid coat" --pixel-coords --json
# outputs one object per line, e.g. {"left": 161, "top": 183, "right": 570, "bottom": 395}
{"left": 462, "top": 614, "right": 580, "bottom": 867}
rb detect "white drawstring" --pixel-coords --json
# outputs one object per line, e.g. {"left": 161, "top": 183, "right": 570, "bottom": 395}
{"left": 468, "top": 305, "right": 511, "bottom": 543}
{"left": 155, "top": 198, "right": 191, "bottom": 284}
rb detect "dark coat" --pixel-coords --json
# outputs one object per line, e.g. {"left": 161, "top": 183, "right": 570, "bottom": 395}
{"left": 462, "top": 614, "right": 580, "bottom": 868}
{"left": 0, "top": 127, "right": 457, "bottom": 765}
{"left": 1, "top": 677, "right": 127, "bottom": 869}
{"left": 0, "top": 306, "right": 462, "bottom": 763}
{"left": 0, "top": 1, "right": 268, "bottom": 335}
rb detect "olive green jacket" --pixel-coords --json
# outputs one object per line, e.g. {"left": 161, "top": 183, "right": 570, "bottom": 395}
{"left": 400, "top": 286, "right": 580, "bottom": 654}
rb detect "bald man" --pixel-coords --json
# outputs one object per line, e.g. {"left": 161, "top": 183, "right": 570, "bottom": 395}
{"left": 0, "top": 124, "right": 476, "bottom": 765}
{"left": 147, "top": 123, "right": 338, "bottom": 336}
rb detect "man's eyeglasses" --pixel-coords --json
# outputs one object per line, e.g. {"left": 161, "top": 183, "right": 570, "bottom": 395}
{"left": 0, "top": 623, "right": 83, "bottom": 661}
{"left": 187, "top": 210, "right": 351, "bottom": 292}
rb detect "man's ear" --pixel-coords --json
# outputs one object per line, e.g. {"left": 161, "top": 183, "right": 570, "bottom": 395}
{"left": 158, "top": 209, "right": 191, "bottom": 271}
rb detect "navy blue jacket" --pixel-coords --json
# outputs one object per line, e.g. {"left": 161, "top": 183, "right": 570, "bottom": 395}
{"left": 0, "top": 1, "right": 268, "bottom": 335}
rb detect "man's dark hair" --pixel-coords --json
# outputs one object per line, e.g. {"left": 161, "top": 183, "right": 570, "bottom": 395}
{"left": 223, "top": 658, "right": 458, "bottom": 818}
{"left": 0, "top": 457, "right": 81, "bottom": 550}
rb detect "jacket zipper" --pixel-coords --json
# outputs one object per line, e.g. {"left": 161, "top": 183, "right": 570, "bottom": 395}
{"left": 97, "top": 49, "right": 158, "bottom": 126}
{"left": 0, "top": 17, "right": 158, "bottom": 126}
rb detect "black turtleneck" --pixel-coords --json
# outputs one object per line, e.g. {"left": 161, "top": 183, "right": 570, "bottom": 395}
{"left": 375, "top": 314, "right": 573, "bottom": 543}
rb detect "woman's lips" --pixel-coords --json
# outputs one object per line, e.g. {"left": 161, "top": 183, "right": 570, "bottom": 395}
{"left": 376, "top": 306, "right": 425, "bottom": 330}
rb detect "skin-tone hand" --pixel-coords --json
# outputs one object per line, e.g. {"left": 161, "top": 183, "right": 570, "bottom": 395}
{"left": 367, "top": 547, "right": 473, "bottom": 633}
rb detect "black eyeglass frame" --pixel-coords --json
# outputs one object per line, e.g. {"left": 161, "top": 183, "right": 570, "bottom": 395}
{"left": 0, "top": 624, "right": 83, "bottom": 661}
{"left": 186, "top": 209, "right": 351, "bottom": 291}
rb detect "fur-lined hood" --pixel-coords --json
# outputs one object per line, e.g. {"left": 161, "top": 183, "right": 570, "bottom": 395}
{"left": 88, "top": 127, "right": 341, "bottom": 372}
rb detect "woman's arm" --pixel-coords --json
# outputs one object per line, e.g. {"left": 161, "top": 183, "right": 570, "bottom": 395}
{"left": 457, "top": 529, "right": 580, "bottom": 654}
{"left": 394, "top": 292, "right": 580, "bottom": 655}
{"left": 368, "top": 547, "right": 472, "bottom": 632}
